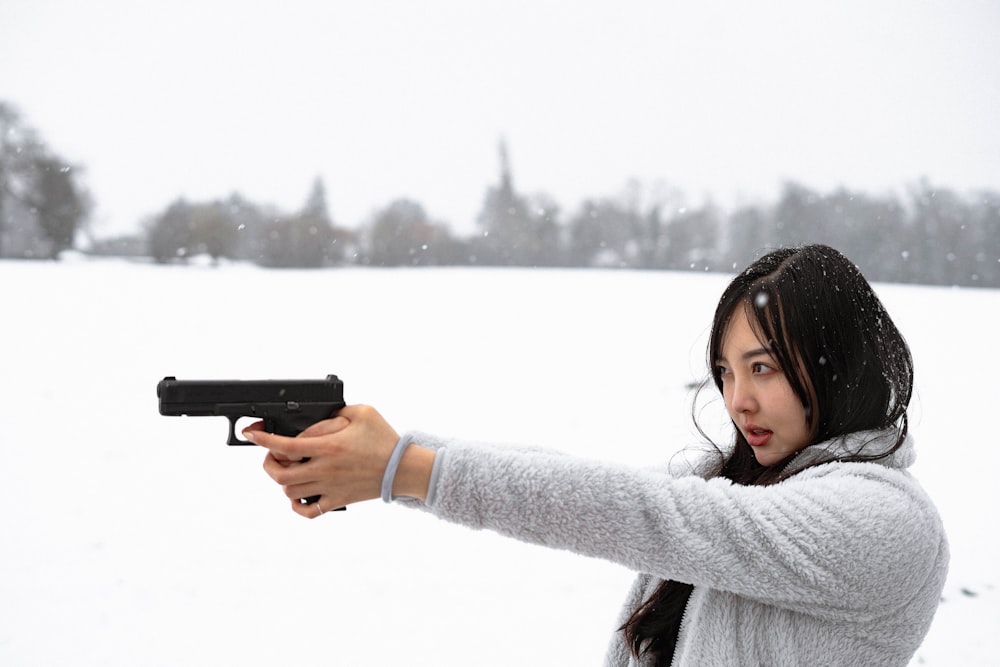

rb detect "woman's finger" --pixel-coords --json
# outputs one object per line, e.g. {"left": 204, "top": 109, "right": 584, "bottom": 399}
{"left": 283, "top": 481, "right": 325, "bottom": 503}
{"left": 299, "top": 415, "right": 351, "bottom": 438}
{"left": 288, "top": 497, "right": 325, "bottom": 519}
{"left": 243, "top": 428, "right": 310, "bottom": 459}
{"left": 262, "top": 451, "right": 312, "bottom": 485}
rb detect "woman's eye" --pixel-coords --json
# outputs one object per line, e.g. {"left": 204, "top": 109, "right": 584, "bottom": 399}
{"left": 715, "top": 365, "right": 730, "bottom": 378}
{"left": 752, "top": 362, "right": 775, "bottom": 374}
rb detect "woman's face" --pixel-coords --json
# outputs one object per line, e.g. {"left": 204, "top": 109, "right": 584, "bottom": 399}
{"left": 716, "top": 308, "right": 812, "bottom": 466}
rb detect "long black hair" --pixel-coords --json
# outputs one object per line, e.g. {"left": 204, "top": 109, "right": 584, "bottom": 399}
{"left": 621, "top": 244, "right": 914, "bottom": 664}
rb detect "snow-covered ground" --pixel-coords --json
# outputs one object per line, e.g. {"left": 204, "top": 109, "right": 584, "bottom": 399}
{"left": 1, "top": 258, "right": 996, "bottom": 665}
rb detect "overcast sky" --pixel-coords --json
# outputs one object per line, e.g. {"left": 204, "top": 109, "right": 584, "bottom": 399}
{"left": 1, "top": 0, "right": 998, "bottom": 237}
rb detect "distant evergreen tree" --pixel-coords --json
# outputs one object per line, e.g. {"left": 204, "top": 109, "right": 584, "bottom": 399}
{"left": 473, "top": 138, "right": 561, "bottom": 266}
{"left": 302, "top": 175, "right": 332, "bottom": 226}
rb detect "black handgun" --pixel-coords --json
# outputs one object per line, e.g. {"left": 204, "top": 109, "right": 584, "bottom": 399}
{"left": 157, "top": 374, "right": 345, "bottom": 506}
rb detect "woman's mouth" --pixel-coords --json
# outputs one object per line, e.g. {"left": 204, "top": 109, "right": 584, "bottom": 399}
{"left": 745, "top": 428, "right": 773, "bottom": 447}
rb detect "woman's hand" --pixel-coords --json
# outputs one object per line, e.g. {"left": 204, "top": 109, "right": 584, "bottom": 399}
{"left": 243, "top": 404, "right": 434, "bottom": 518}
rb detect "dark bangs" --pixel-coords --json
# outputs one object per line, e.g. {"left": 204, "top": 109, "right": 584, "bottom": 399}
{"left": 742, "top": 275, "right": 821, "bottom": 438}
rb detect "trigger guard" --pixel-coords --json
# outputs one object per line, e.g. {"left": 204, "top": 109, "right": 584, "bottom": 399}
{"left": 226, "top": 416, "right": 255, "bottom": 446}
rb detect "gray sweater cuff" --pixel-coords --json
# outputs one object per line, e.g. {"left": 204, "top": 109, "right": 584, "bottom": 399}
{"left": 424, "top": 446, "right": 447, "bottom": 506}
{"left": 391, "top": 430, "right": 448, "bottom": 506}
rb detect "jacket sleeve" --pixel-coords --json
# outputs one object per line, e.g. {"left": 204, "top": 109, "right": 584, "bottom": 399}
{"left": 398, "top": 430, "right": 946, "bottom": 619}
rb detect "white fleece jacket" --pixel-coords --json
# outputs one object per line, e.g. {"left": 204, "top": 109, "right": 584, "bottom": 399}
{"left": 398, "top": 429, "right": 948, "bottom": 666}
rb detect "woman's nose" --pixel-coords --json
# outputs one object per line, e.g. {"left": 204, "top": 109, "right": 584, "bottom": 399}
{"left": 730, "top": 377, "right": 757, "bottom": 414}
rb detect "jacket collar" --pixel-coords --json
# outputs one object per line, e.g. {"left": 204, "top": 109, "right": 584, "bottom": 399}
{"left": 784, "top": 428, "right": 914, "bottom": 474}
{"left": 674, "top": 428, "right": 914, "bottom": 480}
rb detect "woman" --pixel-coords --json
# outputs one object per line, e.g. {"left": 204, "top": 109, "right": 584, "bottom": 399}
{"left": 244, "top": 244, "right": 948, "bottom": 666}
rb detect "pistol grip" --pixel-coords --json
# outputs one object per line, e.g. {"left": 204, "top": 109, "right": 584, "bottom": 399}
{"left": 298, "top": 490, "right": 346, "bottom": 511}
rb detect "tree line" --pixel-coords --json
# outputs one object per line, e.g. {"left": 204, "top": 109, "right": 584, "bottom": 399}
{"left": 120, "top": 141, "right": 1000, "bottom": 287}
{"left": 3, "top": 100, "right": 997, "bottom": 287}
